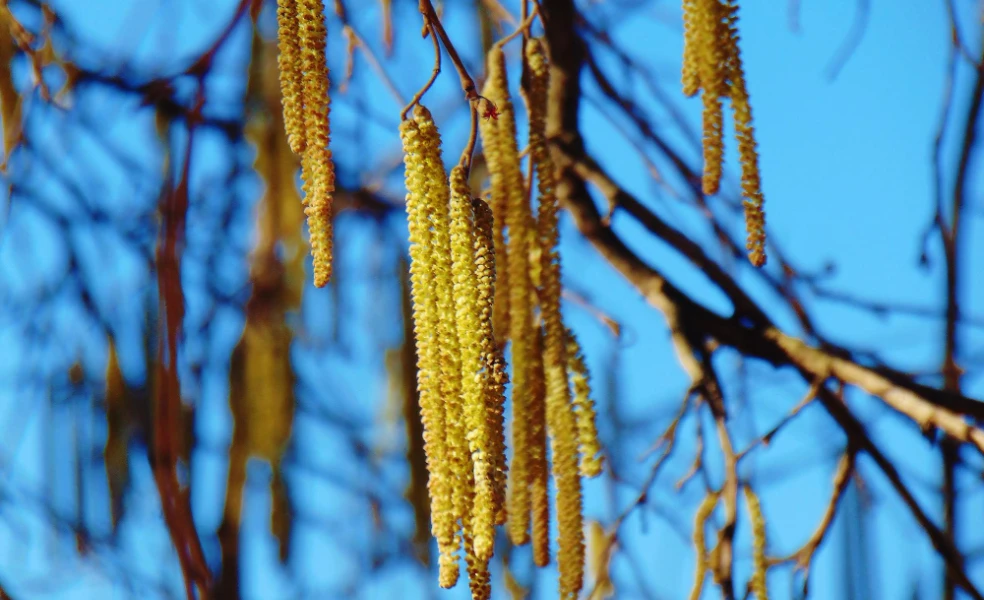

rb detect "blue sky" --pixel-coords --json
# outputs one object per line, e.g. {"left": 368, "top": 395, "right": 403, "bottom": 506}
{"left": 0, "top": 0, "right": 982, "bottom": 599}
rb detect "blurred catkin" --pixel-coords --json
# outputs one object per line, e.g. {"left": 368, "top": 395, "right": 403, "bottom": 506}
{"left": 524, "top": 39, "right": 584, "bottom": 597}
{"left": 690, "top": 492, "right": 719, "bottom": 600}
{"left": 744, "top": 486, "right": 769, "bottom": 599}
{"left": 276, "top": 0, "right": 305, "bottom": 154}
{"left": 681, "top": 0, "right": 766, "bottom": 266}
{"left": 695, "top": 0, "right": 726, "bottom": 195}
{"left": 104, "top": 340, "right": 128, "bottom": 530}
{"left": 565, "top": 330, "right": 603, "bottom": 478}
{"left": 722, "top": 1, "right": 766, "bottom": 266}
{"left": 681, "top": 0, "right": 700, "bottom": 97}
{"left": 528, "top": 327, "right": 550, "bottom": 568}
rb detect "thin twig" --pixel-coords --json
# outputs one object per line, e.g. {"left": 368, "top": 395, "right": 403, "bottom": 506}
{"left": 737, "top": 378, "right": 822, "bottom": 462}
{"left": 401, "top": 21, "right": 442, "bottom": 120}
{"left": 767, "top": 449, "right": 855, "bottom": 597}
{"left": 824, "top": 0, "right": 870, "bottom": 80}
{"left": 418, "top": 0, "right": 478, "bottom": 101}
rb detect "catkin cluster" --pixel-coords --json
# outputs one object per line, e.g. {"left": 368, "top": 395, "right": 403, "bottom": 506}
{"left": 682, "top": 0, "right": 766, "bottom": 267}
{"left": 276, "top": 0, "right": 335, "bottom": 286}
{"left": 400, "top": 105, "right": 507, "bottom": 598}
{"left": 399, "top": 39, "right": 604, "bottom": 600}
{"left": 481, "top": 39, "right": 603, "bottom": 600}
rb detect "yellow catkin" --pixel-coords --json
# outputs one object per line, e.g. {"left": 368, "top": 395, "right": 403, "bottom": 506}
{"left": 565, "top": 330, "right": 603, "bottom": 478}
{"left": 695, "top": 0, "right": 727, "bottom": 195}
{"left": 464, "top": 487, "right": 493, "bottom": 600}
{"left": 547, "top": 368, "right": 584, "bottom": 599}
{"left": 681, "top": 0, "right": 701, "bottom": 97}
{"left": 722, "top": 1, "right": 766, "bottom": 266}
{"left": 472, "top": 197, "right": 509, "bottom": 525}
{"left": 459, "top": 426, "right": 491, "bottom": 600}
{"left": 524, "top": 38, "right": 554, "bottom": 569}
{"left": 413, "top": 105, "right": 470, "bottom": 588}
{"left": 528, "top": 327, "right": 550, "bottom": 568}
{"left": 399, "top": 117, "right": 456, "bottom": 584}
{"left": 449, "top": 166, "right": 496, "bottom": 562}
{"left": 744, "top": 486, "right": 769, "bottom": 599}
{"left": 482, "top": 44, "right": 535, "bottom": 547}
{"left": 465, "top": 543, "right": 491, "bottom": 600}
{"left": 683, "top": 0, "right": 767, "bottom": 265}
{"left": 276, "top": 0, "right": 305, "bottom": 155}
{"left": 690, "top": 492, "right": 719, "bottom": 600}
{"left": 526, "top": 39, "right": 587, "bottom": 595}
{"left": 297, "top": 0, "right": 334, "bottom": 287}
{"left": 478, "top": 48, "right": 512, "bottom": 346}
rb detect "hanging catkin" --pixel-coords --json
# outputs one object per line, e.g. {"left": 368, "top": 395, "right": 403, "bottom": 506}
{"left": 448, "top": 165, "right": 496, "bottom": 562}
{"left": 472, "top": 197, "right": 509, "bottom": 526}
{"left": 416, "top": 105, "right": 474, "bottom": 589}
{"left": 478, "top": 72, "right": 511, "bottom": 343}
{"left": 722, "top": 1, "right": 766, "bottom": 266}
{"left": 694, "top": 0, "right": 726, "bottom": 196}
{"left": 681, "top": 0, "right": 766, "bottom": 266}
{"left": 690, "top": 492, "right": 719, "bottom": 600}
{"left": 399, "top": 115, "right": 457, "bottom": 585}
{"left": 524, "top": 38, "right": 587, "bottom": 598}
{"left": 276, "top": 0, "right": 335, "bottom": 286}
{"left": 681, "top": 0, "right": 701, "bottom": 98}
{"left": 394, "top": 29, "right": 610, "bottom": 600}
{"left": 528, "top": 327, "right": 550, "bottom": 567}
{"left": 565, "top": 330, "right": 603, "bottom": 477}
{"left": 744, "top": 486, "right": 769, "bottom": 599}
{"left": 481, "top": 44, "right": 536, "bottom": 547}
{"left": 276, "top": 0, "right": 305, "bottom": 155}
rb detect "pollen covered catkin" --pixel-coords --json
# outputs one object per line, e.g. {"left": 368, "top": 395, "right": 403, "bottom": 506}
{"left": 411, "top": 105, "right": 472, "bottom": 588}
{"left": 472, "top": 197, "right": 509, "bottom": 525}
{"left": 681, "top": 0, "right": 700, "bottom": 97}
{"left": 298, "top": 0, "right": 334, "bottom": 287}
{"left": 396, "top": 34, "right": 610, "bottom": 600}
{"left": 276, "top": 0, "right": 305, "bottom": 154}
{"left": 478, "top": 58, "right": 511, "bottom": 343}
{"left": 524, "top": 38, "right": 586, "bottom": 598}
{"left": 565, "top": 331, "right": 603, "bottom": 478}
{"left": 399, "top": 116, "right": 456, "bottom": 585}
{"left": 448, "top": 165, "right": 495, "bottom": 562}
{"left": 277, "top": 0, "right": 335, "bottom": 286}
{"left": 695, "top": 0, "right": 726, "bottom": 196}
{"left": 528, "top": 327, "right": 550, "bottom": 568}
{"left": 482, "top": 44, "right": 536, "bottom": 547}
